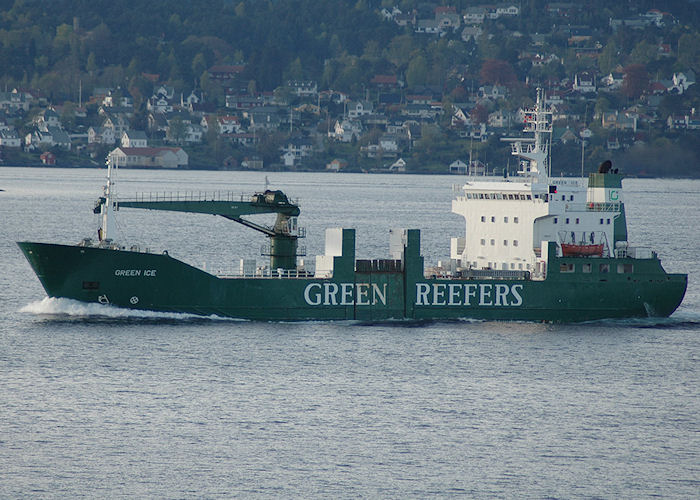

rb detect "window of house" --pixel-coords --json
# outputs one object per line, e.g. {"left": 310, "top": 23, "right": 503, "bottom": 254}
{"left": 576, "top": 218, "right": 580, "bottom": 224}
{"left": 600, "top": 218, "right": 604, "bottom": 224}
{"left": 514, "top": 217, "right": 519, "bottom": 223}
{"left": 582, "top": 263, "right": 592, "bottom": 273}
{"left": 490, "top": 239, "right": 495, "bottom": 246}
{"left": 565, "top": 218, "right": 570, "bottom": 224}
{"left": 600, "top": 263, "right": 610, "bottom": 273}
{"left": 554, "top": 217, "right": 558, "bottom": 224}
{"left": 513, "top": 240, "right": 519, "bottom": 247}
{"left": 504, "top": 216, "right": 508, "bottom": 223}
{"left": 560, "top": 263, "right": 575, "bottom": 273}
{"left": 481, "top": 216, "right": 485, "bottom": 222}
{"left": 503, "top": 240, "right": 508, "bottom": 246}
{"left": 570, "top": 195, "right": 574, "bottom": 201}
{"left": 607, "top": 219, "right": 611, "bottom": 225}
{"left": 491, "top": 216, "right": 495, "bottom": 222}
{"left": 480, "top": 239, "right": 486, "bottom": 245}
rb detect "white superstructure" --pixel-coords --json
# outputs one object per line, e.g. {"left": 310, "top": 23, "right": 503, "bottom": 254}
{"left": 450, "top": 89, "right": 626, "bottom": 278}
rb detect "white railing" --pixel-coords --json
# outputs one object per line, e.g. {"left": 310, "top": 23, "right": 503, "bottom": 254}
{"left": 215, "top": 267, "right": 314, "bottom": 279}
{"left": 126, "top": 191, "right": 251, "bottom": 203}
{"left": 564, "top": 202, "right": 622, "bottom": 212}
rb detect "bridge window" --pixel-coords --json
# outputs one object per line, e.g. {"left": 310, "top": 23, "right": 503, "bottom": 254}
{"left": 617, "top": 263, "right": 634, "bottom": 273}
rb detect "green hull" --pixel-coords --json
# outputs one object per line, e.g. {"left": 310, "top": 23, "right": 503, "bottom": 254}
{"left": 17, "top": 232, "right": 687, "bottom": 322}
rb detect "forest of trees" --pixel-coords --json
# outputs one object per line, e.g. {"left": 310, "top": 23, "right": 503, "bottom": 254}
{"left": 0, "top": 0, "right": 698, "bottom": 176}
{"left": 0, "top": 0, "right": 698, "bottom": 102}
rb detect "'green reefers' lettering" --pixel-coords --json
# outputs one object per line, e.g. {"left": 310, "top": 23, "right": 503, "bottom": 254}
{"left": 414, "top": 283, "right": 524, "bottom": 307}
{"left": 304, "top": 282, "right": 388, "bottom": 306}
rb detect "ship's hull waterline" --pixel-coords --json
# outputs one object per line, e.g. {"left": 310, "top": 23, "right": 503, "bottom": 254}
{"left": 18, "top": 241, "right": 687, "bottom": 322}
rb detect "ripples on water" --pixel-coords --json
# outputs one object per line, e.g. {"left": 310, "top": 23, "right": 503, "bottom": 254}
{"left": 1, "top": 168, "right": 698, "bottom": 497}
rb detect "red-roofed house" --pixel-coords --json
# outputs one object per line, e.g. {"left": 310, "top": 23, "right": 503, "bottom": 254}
{"left": 208, "top": 65, "right": 245, "bottom": 81}
{"left": 371, "top": 74, "right": 402, "bottom": 89}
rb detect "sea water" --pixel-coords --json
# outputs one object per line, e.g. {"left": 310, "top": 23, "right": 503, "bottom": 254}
{"left": 1, "top": 167, "right": 698, "bottom": 498}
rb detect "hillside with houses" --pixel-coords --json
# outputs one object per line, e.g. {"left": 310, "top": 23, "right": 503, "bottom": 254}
{"left": 0, "top": 0, "right": 698, "bottom": 176}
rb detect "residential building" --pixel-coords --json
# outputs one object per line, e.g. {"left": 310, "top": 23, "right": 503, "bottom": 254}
{"left": 0, "top": 128, "right": 21, "bottom": 147}
{"left": 121, "top": 130, "right": 148, "bottom": 148}
{"left": 88, "top": 126, "right": 116, "bottom": 145}
{"left": 347, "top": 101, "right": 373, "bottom": 119}
{"left": 109, "top": 147, "right": 188, "bottom": 168}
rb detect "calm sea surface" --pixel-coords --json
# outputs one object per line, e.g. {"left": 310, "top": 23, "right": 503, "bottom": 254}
{"left": 1, "top": 167, "right": 698, "bottom": 498}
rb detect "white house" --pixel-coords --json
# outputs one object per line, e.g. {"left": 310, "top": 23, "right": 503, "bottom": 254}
{"left": 347, "top": 101, "right": 373, "bottom": 119}
{"left": 121, "top": 130, "right": 148, "bottom": 148}
{"left": 109, "top": 147, "right": 188, "bottom": 168}
{"left": 573, "top": 72, "right": 596, "bottom": 93}
{"left": 281, "top": 151, "right": 296, "bottom": 167}
{"left": 0, "top": 128, "right": 21, "bottom": 147}
{"left": 449, "top": 159, "right": 468, "bottom": 174}
{"left": 217, "top": 116, "right": 242, "bottom": 134}
{"left": 88, "top": 126, "right": 116, "bottom": 145}
{"left": 329, "top": 119, "right": 362, "bottom": 142}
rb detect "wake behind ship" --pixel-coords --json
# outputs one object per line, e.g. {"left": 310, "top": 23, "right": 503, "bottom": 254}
{"left": 18, "top": 90, "right": 686, "bottom": 322}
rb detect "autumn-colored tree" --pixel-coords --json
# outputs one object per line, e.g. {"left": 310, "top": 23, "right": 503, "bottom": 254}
{"left": 621, "top": 64, "right": 649, "bottom": 100}
{"left": 471, "top": 104, "right": 489, "bottom": 124}
{"left": 479, "top": 59, "right": 518, "bottom": 88}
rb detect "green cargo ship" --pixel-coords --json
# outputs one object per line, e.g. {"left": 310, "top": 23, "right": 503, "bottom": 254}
{"left": 18, "top": 91, "right": 686, "bottom": 322}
